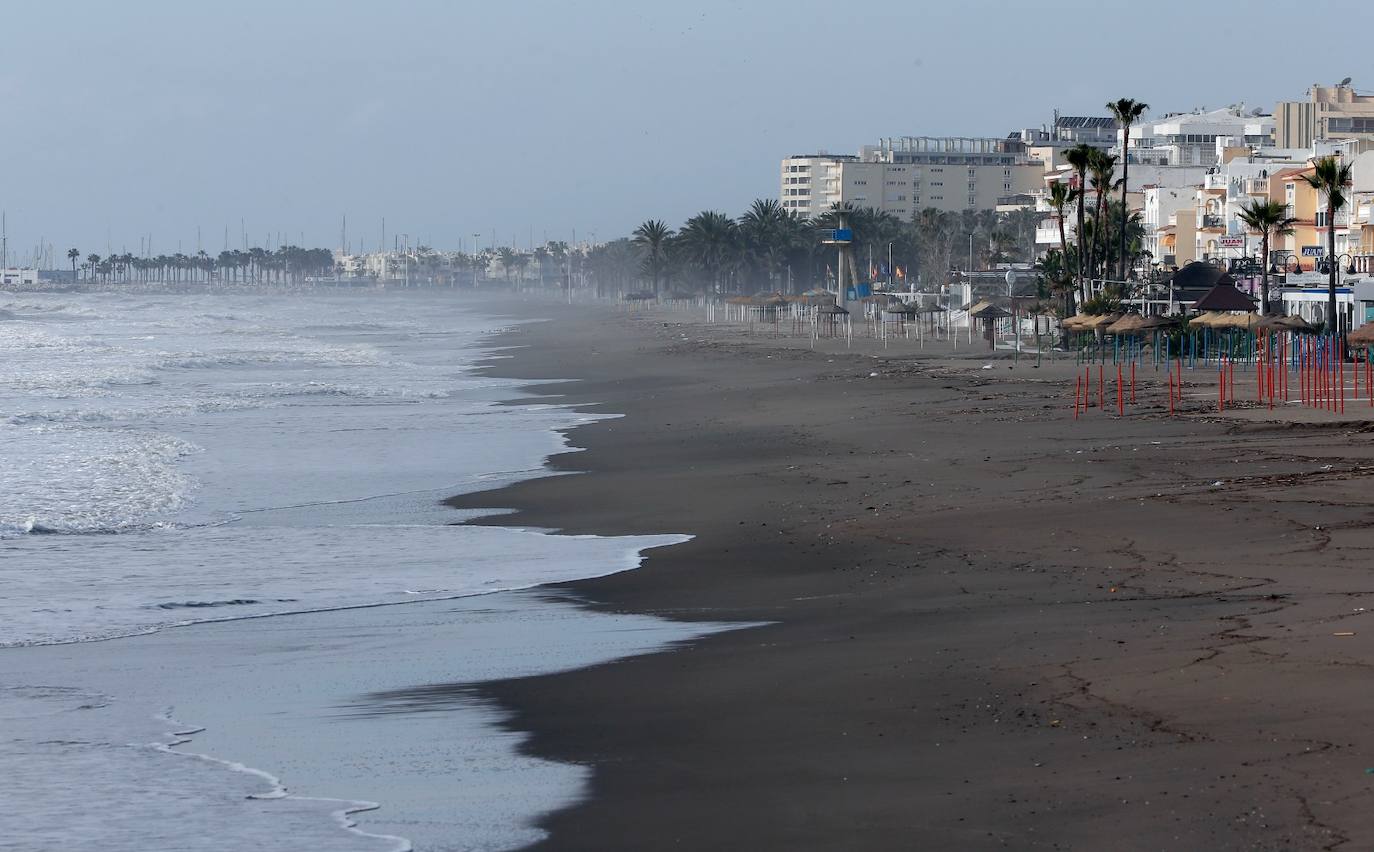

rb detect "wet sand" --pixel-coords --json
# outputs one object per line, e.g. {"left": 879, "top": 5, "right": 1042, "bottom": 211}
{"left": 452, "top": 300, "right": 1374, "bottom": 850}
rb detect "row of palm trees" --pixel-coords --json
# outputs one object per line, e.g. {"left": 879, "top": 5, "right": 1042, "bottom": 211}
{"left": 69, "top": 246, "right": 337, "bottom": 285}
{"left": 616, "top": 200, "right": 1042, "bottom": 297}
{"left": 1040, "top": 97, "right": 1150, "bottom": 315}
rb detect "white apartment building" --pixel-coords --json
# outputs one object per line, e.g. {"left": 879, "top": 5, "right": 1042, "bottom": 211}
{"left": 1121, "top": 108, "right": 1275, "bottom": 167}
{"left": 0, "top": 267, "right": 39, "bottom": 287}
{"left": 781, "top": 136, "right": 1043, "bottom": 220}
{"left": 1142, "top": 186, "right": 1194, "bottom": 265}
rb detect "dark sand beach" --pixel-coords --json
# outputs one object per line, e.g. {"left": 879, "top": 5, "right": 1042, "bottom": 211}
{"left": 449, "top": 300, "right": 1374, "bottom": 850}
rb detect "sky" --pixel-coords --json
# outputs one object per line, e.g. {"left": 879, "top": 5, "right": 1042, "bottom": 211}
{"left": 1, "top": 0, "right": 1370, "bottom": 262}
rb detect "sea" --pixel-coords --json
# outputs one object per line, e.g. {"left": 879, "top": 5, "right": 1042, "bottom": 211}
{"left": 0, "top": 290, "right": 726, "bottom": 851}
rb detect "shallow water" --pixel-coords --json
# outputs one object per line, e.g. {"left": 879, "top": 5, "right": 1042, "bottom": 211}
{"left": 0, "top": 291, "right": 726, "bottom": 850}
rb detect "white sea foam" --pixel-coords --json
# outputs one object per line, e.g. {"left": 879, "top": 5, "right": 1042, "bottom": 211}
{"left": 0, "top": 291, "right": 699, "bottom": 851}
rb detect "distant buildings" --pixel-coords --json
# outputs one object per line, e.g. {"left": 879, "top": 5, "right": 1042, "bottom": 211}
{"left": 778, "top": 78, "right": 1374, "bottom": 280}
{"left": 781, "top": 136, "right": 1042, "bottom": 219}
{"left": 1276, "top": 82, "right": 1374, "bottom": 148}
{"left": 0, "top": 268, "right": 38, "bottom": 286}
{"left": 1122, "top": 108, "right": 1274, "bottom": 167}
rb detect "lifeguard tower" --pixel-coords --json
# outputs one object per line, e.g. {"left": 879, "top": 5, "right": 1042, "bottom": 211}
{"left": 820, "top": 210, "right": 859, "bottom": 314}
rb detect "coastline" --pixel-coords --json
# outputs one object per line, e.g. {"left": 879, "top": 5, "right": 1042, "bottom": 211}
{"left": 451, "top": 298, "right": 1374, "bottom": 850}
{"left": 0, "top": 292, "right": 739, "bottom": 852}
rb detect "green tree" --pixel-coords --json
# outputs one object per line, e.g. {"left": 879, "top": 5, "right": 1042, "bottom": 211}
{"left": 1303, "top": 155, "right": 1354, "bottom": 332}
{"left": 1237, "top": 199, "right": 1296, "bottom": 316}
{"left": 495, "top": 246, "right": 519, "bottom": 286}
{"left": 677, "top": 211, "right": 738, "bottom": 293}
{"left": 1107, "top": 98, "right": 1149, "bottom": 281}
{"left": 1064, "top": 144, "right": 1097, "bottom": 304}
{"left": 1088, "top": 150, "right": 1118, "bottom": 281}
{"left": 631, "top": 219, "right": 674, "bottom": 295}
{"left": 1046, "top": 182, "right": 1078, "bottom": 315}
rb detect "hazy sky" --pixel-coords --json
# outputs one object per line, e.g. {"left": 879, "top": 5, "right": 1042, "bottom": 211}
{"left": 1, "top": 0, "right": 1368, "bottom": 261}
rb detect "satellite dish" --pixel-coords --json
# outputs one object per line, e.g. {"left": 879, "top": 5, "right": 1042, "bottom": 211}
{"left": 1340, "top": 76, "right": 1353, "bottom": 87}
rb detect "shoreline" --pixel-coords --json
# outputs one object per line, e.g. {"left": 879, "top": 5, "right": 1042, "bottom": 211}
{"left": 0, "top": 291, "right": 739, "bottom": 851}
{"left": 449, "top": 298, "right": 1374, "bottom": 849}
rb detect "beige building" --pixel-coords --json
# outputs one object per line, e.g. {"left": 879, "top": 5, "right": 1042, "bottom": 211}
{"left": 781, "top": 137, "right": 1043, "bottom": 220}
{"left": 1276, "top": 82, "right": 1374, "bottom": 148}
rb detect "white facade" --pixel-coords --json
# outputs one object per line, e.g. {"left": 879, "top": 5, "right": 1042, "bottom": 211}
{"left": 1122, "top": 108, "right": 1275, "bottom": 167}
{"left": 1142, "top": 186, "right": 1193, "bottom": 263}
{"left": 781, "top": 138, "right": 1044, "bottom": 219}
{"left": 0, "top": 267, "right": 39, "bottom": 286}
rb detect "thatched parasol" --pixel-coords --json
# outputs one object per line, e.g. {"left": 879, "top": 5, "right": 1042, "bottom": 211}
{"left": 1348, "top": 323, "right": 1374, "bottom": 347}
{"left": 1275, "top": 315, "right": 1315, "bottom": 333}
{"left": 794, "top": 288, "right": 836, "bottom": 306}
{"left": 1082, "top": 312, "right": 1122, "bottom": 329}
{"left": 1214, "top": 312, "right": 1261, "bottom": 331}
{"left": 751, "top": 293, "right": 789, "bottom": 308}
{"left": 970, "top": 302, "right": 1012, "bottom": 320}
{"left": 1105, "top": 313, "right": 1148, "bottom": 335}
{"left": 1188, "top": 311, "right": 1226, "bottom": 328}
{"left": 1136, "top": 314, "right": 1178, "bottom": 331}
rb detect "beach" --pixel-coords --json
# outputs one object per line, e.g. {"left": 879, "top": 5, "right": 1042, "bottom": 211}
{"left": 448, "top": 299, "right": 1374, "bottom": 850}
{"left": 8, "top": 291, "right": 1374, "bottom": 850}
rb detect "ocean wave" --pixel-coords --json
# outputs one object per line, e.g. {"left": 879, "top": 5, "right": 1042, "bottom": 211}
{"left": 0, "top": 427, "right": 200, "bottom": 538}
{"left": 150, "top": 598, "right": 298, "bottom": 610}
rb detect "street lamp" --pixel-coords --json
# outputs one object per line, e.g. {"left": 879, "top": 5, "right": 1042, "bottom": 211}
{"left": 472, "top": 234, "right": 481, "bottom": 289}
{"left": 1269, "top": 251, "right": 1301, "bottom": 275}
{"left": 1317, "top": 253, "right": 1358, "bottom": 277}
{"left": 1318, "top": 253, "right": 1358, "bottom": 336}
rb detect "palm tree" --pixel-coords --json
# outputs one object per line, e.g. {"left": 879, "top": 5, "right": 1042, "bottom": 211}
{"left": 1088, "top": 150, "right": 1118, "bottom": 281}
{"left": 495, "top": 246, "right": 519, "bottom": 286}
{"left": 1303, "top": 155, "right": 1354, "bottom": 332}
{"left": 1107, "top": 98, "right": 1149, "bottom": 281}
{"left": 1065, "top": 144, "right": 1096, "bottom": 304}
{"left": 1237, "top": 199, "right": 1296, "bottom": 316}
{"left": 1047, "top": 181, "right": 1078, "bottom": 315}
{"left": 631, "top": 219, "right": 674, "bottom": 295}
{"left": 677, "top": 211, "right": 738, "bottom": 293}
